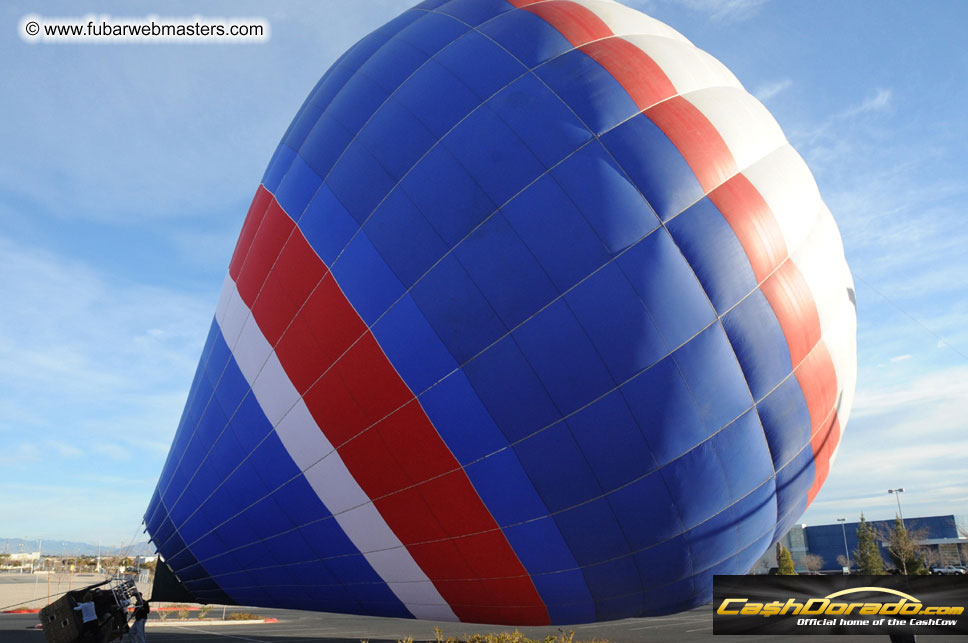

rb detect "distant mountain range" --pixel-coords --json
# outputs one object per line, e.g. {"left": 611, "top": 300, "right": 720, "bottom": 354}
{"left": 0, "top": 538, "right": 155, "bottom": 557}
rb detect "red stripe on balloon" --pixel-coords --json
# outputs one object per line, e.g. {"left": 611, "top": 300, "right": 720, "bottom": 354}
{"left": 235, "top": 199, "right": 295, "bottom": 306}
{"left": 792, "top": 344, "right": 840, "bottom": 503}
{"left": 277, "top": 275, "right": 366, "bottom": 395}
{"left": 578, "top": 39, "right": 677, "bottom": 111}
{"left": 708, "top": 180, "right": 836, "bottom": 499}
{"left": 515, "top": 1, "right": 612, "bottom": 47}
{"left": 708, "top": 174, "right": 787, "bottom": 283}
{"left": 759, "top": 260, "right": 823, "bottom": 368}
{"left": 251, "top": 232, "right": 329, "bottom": 346}
{"left": 512, "top": 0, "right": 842, "bottom": 498}
{"left": 513, "top": 2, "right": 737, "bottom": 192}
{"left": 229, "top": 185, "right": 272, "bottom": 281}
{"left": 742, "top": 237, "right": 838, "bottom": 501}
{"left": 708, "top": 175, "right": 840, "bottom": 494}
{"left": 807, "top": 413, "right": 840, "bottom": 504}
{"left": 230, "top": 189, "right": 549, "bottom": 626}
{"left": 794, "top": 345, "right": 838, "bottom": 444}
{"left": 643, "top": 97, "right": 738, "bottom": 195}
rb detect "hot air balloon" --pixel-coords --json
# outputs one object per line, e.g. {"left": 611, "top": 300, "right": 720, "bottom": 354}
{"left": 145, "top": 0, "right": 856, "bottom": 625}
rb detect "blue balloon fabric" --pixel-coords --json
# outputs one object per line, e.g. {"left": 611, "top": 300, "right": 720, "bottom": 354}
{"left": 145, "top": 0, "right": 857, "bottom": 626}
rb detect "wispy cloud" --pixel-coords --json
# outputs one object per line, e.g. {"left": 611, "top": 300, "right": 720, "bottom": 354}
{"left": 754, "top": 78, "right": 793, "bottom": 102}
{"left": 783, "top": 74, "right": 968, "bottom": 387}
{"left": 44, "top": 441, "right": 85, "bottom": 460}
{"left": 807, "top": 477, "right": 968, "bottom": 525}
{"left": 0, "top": 443, "right": 41, "bottom": 466}
{"left": 0, "top": 0, "right": 410, "bottom": 228}
{"left": 851, "top": 364, "right": 968, "bottom": 420}
{"left": 836, "top": 88, "right": 893, "bottom": 120}
{"left": 0, "top": 481, "right": 153, "bottom": 546}
{"left": 677, "top": 0, "right": 771, "bottom": 22}
{"left": 805, "top": 361, "right": 968, "bottom": 525}
{"left": 0, "top": 0, "right": 427, "bottom": 544}
{"left": 791, "top": 88, "right": 894, "bottom": 156}
{"left": 854, "top": 360, "right": 968, "bottom": 418}
{"left": 0, "top": 236, "right": 210, "bottom": 421}
{"left": 802, "top": 75, "right": 968, "bottom": 523}
{"left": 0, "top": 234, "right": 213, "bottom": 540}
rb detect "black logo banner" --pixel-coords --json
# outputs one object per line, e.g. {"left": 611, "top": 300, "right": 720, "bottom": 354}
{"left": 713, "top": 575, "right": 968, "bottom": 636}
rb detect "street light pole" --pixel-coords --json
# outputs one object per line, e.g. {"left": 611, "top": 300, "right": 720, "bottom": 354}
{"left": 837, "top": 518, "right": 851, "bottom": 572}
{"left": 888, "top": 488, "right": 905, "bottom": 527}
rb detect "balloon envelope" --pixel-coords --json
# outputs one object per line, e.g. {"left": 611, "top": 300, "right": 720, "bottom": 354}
{"left": 145, "top": 0, "right": 856, "bottom": 625}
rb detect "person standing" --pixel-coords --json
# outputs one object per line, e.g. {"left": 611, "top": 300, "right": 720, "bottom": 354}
{"left": 73, "top": 591, "right": 100, "bottom": 641}
{"left": 129, "top": 596, "right": 150, "bottom": 643}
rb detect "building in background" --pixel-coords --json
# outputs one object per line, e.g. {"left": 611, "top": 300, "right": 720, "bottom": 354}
{"left": 751, "top": 514, "right": 967, "bottom": 573}
{"left": 0, "top": 551, "right": 42, "bottom": 571}
{"left": 749, "top": 525, "right": 810, "bottom": 573}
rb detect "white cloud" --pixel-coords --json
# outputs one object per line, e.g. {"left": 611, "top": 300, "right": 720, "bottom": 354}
{"left": 0, "top": 0, "right": 413, "bottom": 227}
{"left": 676, "top": 0, "right": 770, "bottom": 22}
{"left": 791, "top": 88, "right": 894, "bottom": 156}
{"left": 889, "top": 354, "right": 912, "bottom": 363}
{"left": 781, "top": 73, "right": 968, "bottom": 398}
{"left": 753, "top": 78, "right": 793, "bottom": 102}
{"left": 0, "top": 481, "right": 153, "bottom": 546}
{"left": 0, "top": 443, "right": 41, "bottom": 466}
{"left": 836, "top": 88, "right": 893, "bottom": 120}
{"left": 0, "top": 234, "right": 213, "bottom": 541}
{"left": 851, "top": 364, "right": 968, "bottom": 419}
{"left": 804, "top": 363, "right": 968, "bottom": 525}
{"left": 44, "top": 441, "right": 85, "bottom": 459}
{"left": 92, "top": 443, "right": 135, "bottom": 462}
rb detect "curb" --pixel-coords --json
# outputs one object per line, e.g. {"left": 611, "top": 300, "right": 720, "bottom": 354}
{"left": 148, "top": 618, "right": 278, "bottom": 627}
{"left": 2, "top": 609, "right": 42, "bottom": 614}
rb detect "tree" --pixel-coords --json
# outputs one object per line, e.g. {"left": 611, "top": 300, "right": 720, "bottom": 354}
{"left": 803, "top": 553, "right": 825, "bottom": 573}
{"left": 921, "top": 546, "right": 942, "bottom": 569}
{"left": 836, "top": 554, "right": 854, "bottom": 573}
{"left": 776, "top": 543, "right": 797, "bottom": 575}
{"left": 880, "top": 518, "right": 929, "bottom": 575}
{"left": 748, "top": 556, "right": 772, "bottom": 575}
{"left": 854, "top": 514, "right": 885, "bottom": 575}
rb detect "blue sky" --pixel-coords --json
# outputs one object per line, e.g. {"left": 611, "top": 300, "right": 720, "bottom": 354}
{"left": 2, "top": 0, "right": 966, "bottom": 546}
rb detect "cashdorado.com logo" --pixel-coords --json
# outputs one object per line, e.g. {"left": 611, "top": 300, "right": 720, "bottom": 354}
{"left": 718, "top": 587, "right": 963, "bottom": 621}
{"left": 713, "top": 575, "right": 968, "bottom": 636}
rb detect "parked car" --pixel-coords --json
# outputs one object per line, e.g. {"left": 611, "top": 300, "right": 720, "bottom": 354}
{"left": 930, "top": 565, "right": 966, "bottom": 575}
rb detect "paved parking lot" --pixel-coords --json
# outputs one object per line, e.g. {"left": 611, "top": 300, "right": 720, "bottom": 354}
{"left": 4, "top": 606, "right": 966, "bottom": 643}
{"left": 4, "top": 574, "right": 963, "bottom": 643}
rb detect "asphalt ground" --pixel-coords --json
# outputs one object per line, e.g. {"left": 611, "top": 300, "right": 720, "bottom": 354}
{"left": 4, "top": 573, "right": 962, "bottom": 643}
{"left": 3, "top": 606, "right": 967, "bottom": 643}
